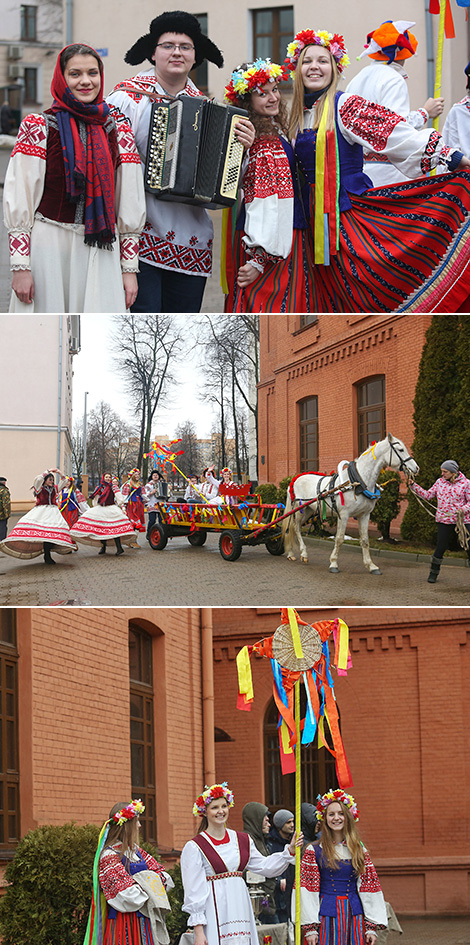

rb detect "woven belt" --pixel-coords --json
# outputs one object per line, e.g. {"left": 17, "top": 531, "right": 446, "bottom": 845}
{"left": 207, "top": 871, "right": 243, "bottom": 881}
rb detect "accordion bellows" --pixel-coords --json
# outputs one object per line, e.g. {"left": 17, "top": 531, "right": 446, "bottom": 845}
{"left": 144, "top": 97, "right": 248, "bottom": 208}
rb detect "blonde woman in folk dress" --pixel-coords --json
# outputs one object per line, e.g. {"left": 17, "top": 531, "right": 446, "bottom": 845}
{"left": 4, "top": 43, "right": 145, "bottom": 313}
{"left": 0, "top": 468, "right": 74, "bottom": 564}
{"left": 299, "top": 791, "right": 387, "bottom": 945}
{"left": 181, "top": 783, "right": 303, "bottom": 945}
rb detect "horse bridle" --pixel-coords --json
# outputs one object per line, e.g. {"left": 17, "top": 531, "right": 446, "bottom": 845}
{"left": 388, "top": 439, "right": 415, "bottom": 475}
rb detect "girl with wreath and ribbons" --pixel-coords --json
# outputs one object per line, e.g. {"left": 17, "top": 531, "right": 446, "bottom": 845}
{"left": 122, "top": 468, "right": 146, "bottom": 544}
{"left": 4, "top": 44, "right": 146, "bottom": 313}
{"left": 223, "top": 59, "right": 314, "bottom": 313}
{"left": 84, "top": 798, "right": 173, "bottom": 945}
{"left": 0, "top": 468, "right": 74, "bottom": 564}
{"left": 286, "top": 27, "right": 470, "bottom": 313}
{"left": 58, "top": 476, "right": 88, "bottom": 529}
{"left": 181, "top": 783, "right": 303, "bottom": 945}
{"left": 299, "top": 790, "right": 387, "bottom": 945}
{"left": 70, "top": 473, "right": 136, "bottom": 556}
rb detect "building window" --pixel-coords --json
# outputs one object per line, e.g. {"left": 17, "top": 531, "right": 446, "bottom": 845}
{"left": 24, "top": 68, "right": 38, "bottom": 104}
{"left": 0, "top": 611, "right": 19, "bottom": 852}
{"left": 253, "top": 7, "right": 294, "bottom": 64}
{"left": 357, "top": 376, "right": 386, "bottom": 454}
{"left": 264, "top": 699, "right": 337, "bottom": 810}
{"left": 20, "top": 5, "right": 37, "bottom": 41}
{"left": 299, "top": 396, "right": 318, "bottom": 472}
{"left": 129, "top": 624, "right": 157, "bottom": 843}
{"left": 300, "top": 313, "right": 318, "bottom": 328}
{"left": 189, "top": 13, "right": 208, "bottom": 94}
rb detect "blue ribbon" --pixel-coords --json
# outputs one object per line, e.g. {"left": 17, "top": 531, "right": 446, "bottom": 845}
{"left": 271, "top": 658, "right": 289, "bottom": 729}
{"left": 301, "top": 671, "right": 318, "bottom": 745}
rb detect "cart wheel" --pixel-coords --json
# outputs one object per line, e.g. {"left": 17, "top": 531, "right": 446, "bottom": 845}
{"left": 148, "top": 523, "right": 168, "bottom": 550}
{"left": 187, "top": 529, "right": 207, "bottom": 547}
{"left": 219, "top": 530, "right": 243, "bottom": 561}
{"left": 266, "top": 535, "right": 284, "bottom": 556}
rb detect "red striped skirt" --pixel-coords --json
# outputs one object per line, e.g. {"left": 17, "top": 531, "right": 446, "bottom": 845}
{"left": 103, "top": 912, "right": 155, "bottom": 945}
{"left": 319, "top": 898, "right": 365, "bottom": 945}
{"left": 225, "top": 229, "right": 316, "bottom": 313}
{"left": 306, "top": 170, "right": 470, "bottom": 312}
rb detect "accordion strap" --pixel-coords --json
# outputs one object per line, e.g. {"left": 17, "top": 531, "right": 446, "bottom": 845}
{"left": 112, "top": 82, "right": 209, "bottom": 105}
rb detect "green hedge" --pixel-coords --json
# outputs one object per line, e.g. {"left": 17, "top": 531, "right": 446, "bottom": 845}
{"left": 0, "top": 823, "right": 186, "bottom": 945}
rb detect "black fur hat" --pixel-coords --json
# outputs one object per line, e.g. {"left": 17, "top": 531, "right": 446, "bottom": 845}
{"left": 125, "top": 10, "right": 224, "bottom": 69}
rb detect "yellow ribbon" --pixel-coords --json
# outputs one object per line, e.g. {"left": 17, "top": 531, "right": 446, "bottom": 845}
{"left": 336, "top": 618, "right": 349, "bottom": 671}
{"left": 280, "top": 718, "right": 294, "bottom": 754}
{"left": 236, "top": 646, "right": 254, "bottom": 702}
{"left": 288, "top": 607, "right": 304, "bottom": 659}
{"left": 314, "top": 98, "right": 329, "bottom": 264}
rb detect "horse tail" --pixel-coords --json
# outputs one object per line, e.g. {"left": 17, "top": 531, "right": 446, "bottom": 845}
{"left": 281, "top": 491, "right": 294, "bottom": 554}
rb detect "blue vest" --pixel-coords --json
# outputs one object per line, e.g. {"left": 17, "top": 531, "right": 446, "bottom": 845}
{"left": 294, "top": 92, "right": 373, "bottom": 212}
{"left": 315, "top": 846, "right": 363, "bottom": 918}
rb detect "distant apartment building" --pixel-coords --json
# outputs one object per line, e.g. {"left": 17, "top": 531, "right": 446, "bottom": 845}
{"left": 0, "top": 1, "right": 63, "bottom": 125}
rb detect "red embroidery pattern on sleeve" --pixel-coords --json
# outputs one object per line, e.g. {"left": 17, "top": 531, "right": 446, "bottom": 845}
{"left": 120, "top": 237, "right": 139, "bottom": 261}
{"left": 9, "top": 233, "right": 30, "bottom": 258}
{"left": 421, "top": 130, "right": 441, "bottom": 174}
{"left": 243, "top": 137, "right": 293, "bottom": 203}
{"left": 359, "top": 851, "right": 382, "bottom": 893}
{"left": 12, "top": 114, "right": 47, "bottom": 159}
{"left": 99, "top": 850, "right": 135, "bottom": 900}
{"left": 139, "top": 848, "right": 165, "bottom": 877}
{"left": 300, "top": 846, "right": 320, "bottom": 893}
{"left": 339, "top": 96, "right": 405, "bottom": 152}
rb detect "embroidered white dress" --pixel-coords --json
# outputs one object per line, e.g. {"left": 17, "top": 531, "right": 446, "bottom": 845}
{"left": 442, "top": 95, "right": 470, "bottom": 156}
{"left": 181, "top": 829, "right": 295, "bottom": 945}
{"left": 4, "top": 112, "right": 146, "bottom": 313}
{"left": 70, "top": 480, "right": 137, "bottom": 546}
{"left": 106, "top": 70, "right": 213, "bottom": 277}
{"left": 346, "top": 62, "right": 432, "bottom": 185}
{"left": 0, "top": 473, "right": 74, "bottom": 559}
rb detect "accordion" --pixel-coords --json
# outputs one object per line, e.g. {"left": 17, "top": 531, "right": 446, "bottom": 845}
{"left": 144, "top": 96, "right": 248, "bottom": 208}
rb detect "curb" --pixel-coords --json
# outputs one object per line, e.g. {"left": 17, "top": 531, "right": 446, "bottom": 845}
{"left": 304, "top": 535, "right": 469, "bottom": 568}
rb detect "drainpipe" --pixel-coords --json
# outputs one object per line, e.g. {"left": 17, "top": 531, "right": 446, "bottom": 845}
{"left": 66, "top": 0, "right": 73, "bottom": 45}
{"left": 56, "top": 316, "right": 63, "bottom": 471}
{"left": 425, "top": 1, "right": 435, "bottom": 99}
{"left": 201, "top": 608, "right": 216, "bottom": 785}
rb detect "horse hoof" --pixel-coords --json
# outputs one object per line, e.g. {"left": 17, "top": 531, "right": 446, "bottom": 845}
{"left": 370, "top": 568, "right": 382, "bottom": 575}
{"left": 287, "top": 554, "right": 297, "bottom": 562}
{"left": 301, "top": 556, "right": 309, "bottom": 564}
{"left": 329, "top": 567, "right": 339, "bottom": 573}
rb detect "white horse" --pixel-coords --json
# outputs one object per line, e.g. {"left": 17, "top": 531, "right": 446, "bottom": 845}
{"left": 282, "top": 433, "right": 419, "bottom": 573}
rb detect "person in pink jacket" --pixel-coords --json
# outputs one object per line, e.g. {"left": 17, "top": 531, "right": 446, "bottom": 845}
{"left": 408, "top": 459, "right": 470, "bottom": 583}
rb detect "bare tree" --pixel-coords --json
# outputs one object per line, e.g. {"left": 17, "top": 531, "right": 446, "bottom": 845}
{"left": 85, "top": 401, "right": 134, "bottom": 486}
{"left": 71, "top": 418, "right": 84, "bottom": 479}
{"left": 175, "top": 420, "right": 200, "bottom": 477}
{"left": 112, "top": 314, "right": 183, "bottom": 480}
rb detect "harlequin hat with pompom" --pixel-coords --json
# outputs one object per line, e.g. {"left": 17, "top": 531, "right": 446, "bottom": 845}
{"left": 193, "top": 782, "right": 234, "bottom": 816}
{"left": 358, "top": 20, "right": 418, "bottom": 63}
{"left": 316, "top": 789, "right": 359, "bottom": 822}
{"left": 125, "top": 10, "right": 224, "bottom": 69}
{"left": 285, "top": 29, "right": 350, "bottom": 73}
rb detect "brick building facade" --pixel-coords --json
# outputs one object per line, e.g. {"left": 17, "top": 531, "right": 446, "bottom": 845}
{"left": 257, "top": 315, "right": 432, "bottom": 521}
{"left": 4, "top": 606, "right": 469, "bottom": 915}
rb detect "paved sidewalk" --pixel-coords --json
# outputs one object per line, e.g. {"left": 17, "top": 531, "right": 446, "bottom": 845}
{"left": 1, "top": 526, "right": 469, "bottom": 606}
{"left": 394, "top": 916, "right": 469, "bottom": 944}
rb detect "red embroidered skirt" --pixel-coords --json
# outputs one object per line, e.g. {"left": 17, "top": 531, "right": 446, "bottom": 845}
{"left": 225, "top": 229, "right": 315, "bottom": 313}
{"left": 306, "top": 170, "right": 470, "bottom": 313}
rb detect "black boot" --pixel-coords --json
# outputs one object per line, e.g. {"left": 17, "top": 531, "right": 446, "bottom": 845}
{"left": 427, "top": 555, "right": 442, "bottom": 584}
{"left": 115, "top": 537, "right": 124, "bottom": 556}
{"left": 43, "top": 542, "right": 56, "bottom": 565}
{"left": 98, "top": 541, "right": 107, "bottom": 555}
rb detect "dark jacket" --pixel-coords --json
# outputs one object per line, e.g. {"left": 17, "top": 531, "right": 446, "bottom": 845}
{"left": 267, "top": 825, "right": 295, "bottom": 920}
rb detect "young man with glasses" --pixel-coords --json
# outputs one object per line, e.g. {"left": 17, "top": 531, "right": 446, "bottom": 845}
{"left": 107, "top": 11, "right": 254, "bottom": 312}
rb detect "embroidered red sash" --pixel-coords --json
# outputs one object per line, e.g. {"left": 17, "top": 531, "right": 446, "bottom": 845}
{"left": 192, "top": 831, "right": 250, "bottom": 873}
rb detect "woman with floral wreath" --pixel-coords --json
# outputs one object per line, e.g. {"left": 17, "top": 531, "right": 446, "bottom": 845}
{"left": 0, "top": 468, "right": 74, "bottom": 564}
{"left": 224, "top": 59, "right": 314, "bottom": 313}
{"left": 84, "top": 798, "right": 173, "bottom": 945}
{"left": 122, "top": 468, "right": 146, "bottom": 547}
{"left": 286, "top": 28, "right": 470, "bottom": 313}
{"left": 70, "top": 473, "right": 136, "bottom": 555}
{"left": 4, "top": 43, "right": 145, "bottom": 313}
{"left": 408, "top": 459, "right": 470, "bottom": 583}
{"left": 58, "top": 475, "right": 88, "bottom": 530}
{"left": 299, "top": 790, "right": 387, "bottom": 945}
{"left": 181, "top": 783, "right": 303, "bottom": 945}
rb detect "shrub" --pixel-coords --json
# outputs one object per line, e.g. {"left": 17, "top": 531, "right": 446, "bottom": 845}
{"left": 166, "top": 862, "right": 187, "bottom": 945}
{"left": 277, "top": 476, "right": 294, "bottom": 507}
{"left": 370, "top": 470, "right": 401, "bottom": 539}
{"left": 254, "top": 482, "right": 278, "bottom": 503}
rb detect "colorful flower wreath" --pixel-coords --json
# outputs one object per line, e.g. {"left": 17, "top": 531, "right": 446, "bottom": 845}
{"left": 316, "top": 789, "right": 359, "bottom": 822}
{"left": 193, "top": 782, "right": 235, "bottom": 816}
{"left": 225, "top": 58, "right": 288, "bottom": 104}
{"left": 112, "top": 798, "right": 145, "bottom": 826}
{"left": 285, "top": 29, "right": 350, "bottom": 73}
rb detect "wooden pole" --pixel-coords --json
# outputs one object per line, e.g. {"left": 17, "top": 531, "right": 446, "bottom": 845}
{"left": 295, "top": 679, "right": 301, "bottom": 945}
{"left": 430, "top": 0, "right": 447, "bottom": 174}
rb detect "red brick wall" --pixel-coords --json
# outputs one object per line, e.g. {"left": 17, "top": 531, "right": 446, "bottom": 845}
{"left": 258, "top": 314, "right": 432, "bottom": 534}
{"left": 212, "top": 607, "right": 470, "bottom": 915}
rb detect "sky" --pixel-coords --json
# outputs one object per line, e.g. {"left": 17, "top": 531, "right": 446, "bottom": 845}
{"left": 72, "top": 314, "right": 217, "bottom": 439}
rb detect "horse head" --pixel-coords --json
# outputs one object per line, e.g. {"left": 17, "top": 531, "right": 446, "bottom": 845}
{"left": 386, "top": 432, "right": 419, "bottom": 477}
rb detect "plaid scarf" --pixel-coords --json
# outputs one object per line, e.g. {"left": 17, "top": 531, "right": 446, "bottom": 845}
{"left": 50, "top": 47, "right": 116, "bottom": 248}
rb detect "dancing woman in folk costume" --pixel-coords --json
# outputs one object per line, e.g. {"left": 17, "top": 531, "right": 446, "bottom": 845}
{"left": 408, "top": 459, "right": 470, "bottom": 583}
{"left": 122, "top": 469, "right": 146, "bottom": 536}
{"left": 181, "top": 783, "right": 303, "bottom": 945}
{"left": 84, "top": 799, "right": 173, "bottom": 945}
{"left": 287, "top": 28, "right": 470, "bottom": 313}
{"left": 4, "top": 44, "right": 146, "bottom": 313}
{"left": 346, "top": 21, "right": 444, "bottom": 186}
{"left": 223, "top": 60, "right": 313, "bottom": 313}
{"left": 204, "top": 467, "right": 238, "bottom": 506}
{"left": 299, "top": 790, "right": 387, "bottom": 945}
{"left": 200, "top": 466, "right": 221, "bottom": 503}
{"left": 70, "top": 473, "right": 136, "bottom": 555}
{"left": 0, "top": 468, "right": 74, "bottom": 564}
{"left": 58, "top": 476, "right": 88, "bottom": 529}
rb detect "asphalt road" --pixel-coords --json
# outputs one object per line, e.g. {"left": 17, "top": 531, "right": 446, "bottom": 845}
{"left": 1, "top": 531, "right": 469, "bottom": 607}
